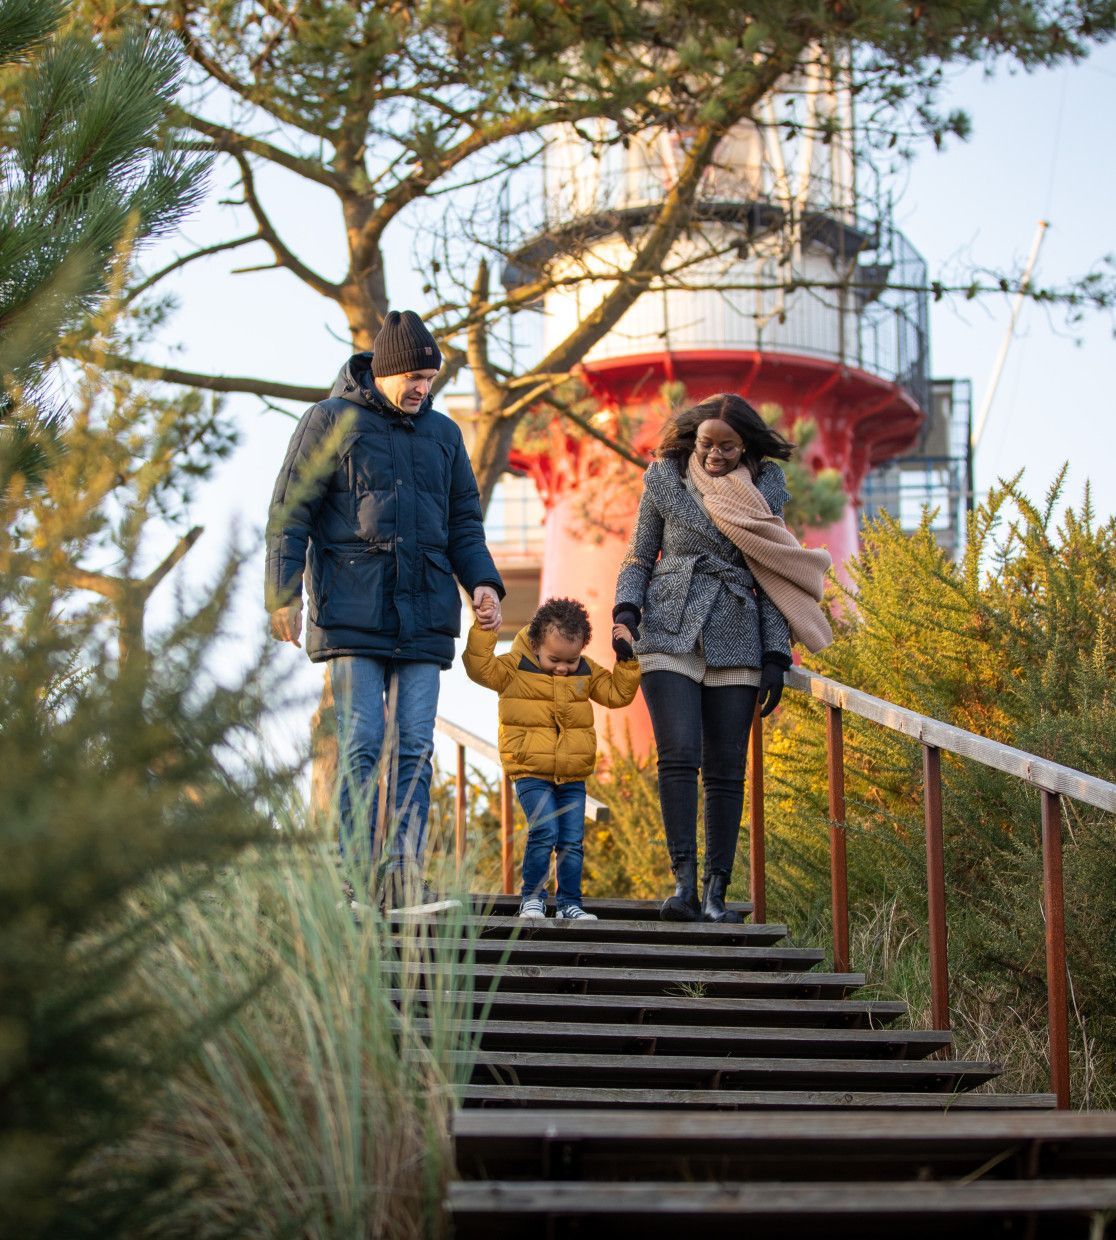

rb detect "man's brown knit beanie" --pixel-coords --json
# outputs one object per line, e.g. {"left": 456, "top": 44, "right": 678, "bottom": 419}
{"left": 370, "top": 310, "right": 443, "bottom": 377}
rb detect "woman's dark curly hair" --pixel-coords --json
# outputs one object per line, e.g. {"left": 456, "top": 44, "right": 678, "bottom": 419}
{"left": 527, "top": 597, "right": 592, "bottom": 649}
{"left": 657, "top": 392, "right": 794, "bottom": 480}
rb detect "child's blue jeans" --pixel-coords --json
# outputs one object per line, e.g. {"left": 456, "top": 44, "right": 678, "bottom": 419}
{"left": 514, "top": 777, "right": 587, "bottom": 908}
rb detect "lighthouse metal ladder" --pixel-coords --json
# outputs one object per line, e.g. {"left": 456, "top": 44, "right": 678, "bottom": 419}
{"left": 433, "top": 669, "right": 1116, "bottom": 1237}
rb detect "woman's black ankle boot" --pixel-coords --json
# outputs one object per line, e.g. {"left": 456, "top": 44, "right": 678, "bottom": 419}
{"left": 661, "top": 857, "right": 700, "bottom": 922}
{"left": 702, "top": 870, "right": 743, "bottom": 923}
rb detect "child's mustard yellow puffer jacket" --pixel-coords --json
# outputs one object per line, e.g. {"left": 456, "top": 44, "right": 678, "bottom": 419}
{"left": 463, "top": 623, "right": 640, "bottom": 783}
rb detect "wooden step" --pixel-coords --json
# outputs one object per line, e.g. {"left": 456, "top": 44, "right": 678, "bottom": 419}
{"left": 448, "top": 1177, "right": 1116, "bottom": 1238}
{"left": 420, "top": 936, "right": 824, "bottom": 973}
{"left": 459, "top": 1086, "right": 1055, "bottom": 1111}
{"left": 441, "top": 887, "right": 1072, "bottom": 1233}
{"left": 389, "top": 988, "right": 910, "bottom": 1030}
{"left": 463, "top": 1049, "right": 1000, "bottom": 1093}
{"left": 453, "top": 1110, "right": 1116, "bottom": 1182}
{"left": 400, "top": 960, "right": 867, "bottom": 999}
{"left": 410, "top": 1018, "right": 951, "bottom": 1059}
{"left": 471, "top": 894, "right": 754, "bottom": 920}
{"left": 445, "top": 914, "right": 790, "bottom": 947}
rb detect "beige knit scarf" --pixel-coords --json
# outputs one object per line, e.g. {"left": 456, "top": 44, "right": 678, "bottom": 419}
{"left": 687, "top": 456, "right": 834, "bottom": 653}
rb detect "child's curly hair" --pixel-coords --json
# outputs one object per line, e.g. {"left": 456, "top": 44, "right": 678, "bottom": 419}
{"left": 527, "top": 597, "right": 592, "bottom": 650}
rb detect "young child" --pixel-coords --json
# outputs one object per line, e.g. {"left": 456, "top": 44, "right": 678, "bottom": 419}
{"left": 463, "top": 597, "right": 640, "bottom": 920}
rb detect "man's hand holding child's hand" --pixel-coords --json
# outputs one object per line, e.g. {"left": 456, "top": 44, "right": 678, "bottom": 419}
{"left": 473, "top": 585, "right": 502, "bottom": 632}
{"left": 611, "top": 623, "right": 635, "bottom": 662}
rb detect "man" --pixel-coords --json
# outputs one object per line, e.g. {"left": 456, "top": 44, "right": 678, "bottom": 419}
{"left": 266, "top": 310, "right": 503, "bottom": 899}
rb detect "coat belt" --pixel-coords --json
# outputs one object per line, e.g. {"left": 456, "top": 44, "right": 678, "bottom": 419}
{"left": 696, "top": 555, "right": 755, "bottom": 601}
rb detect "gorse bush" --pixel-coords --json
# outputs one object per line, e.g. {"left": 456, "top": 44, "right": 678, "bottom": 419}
{"left": 767, "top": 471, "right": 1116, "bottom": 1102}
{"left": 586, "top": 747, "right": 673, "bottom": 899}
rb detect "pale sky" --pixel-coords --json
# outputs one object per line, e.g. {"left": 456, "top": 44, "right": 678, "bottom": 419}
{"left": 130, "top": 42, "right": 1116, "bottom": 770}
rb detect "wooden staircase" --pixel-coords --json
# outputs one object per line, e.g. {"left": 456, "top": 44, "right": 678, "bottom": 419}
{"left": 434, "top": 895, "right": 1116, "bottom": 1237}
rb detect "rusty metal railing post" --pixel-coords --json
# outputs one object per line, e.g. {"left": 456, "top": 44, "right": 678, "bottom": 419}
{"left": 500, "top": 771, "right": 515, "bottom": 896}
{"left": 748, "top": 699, "right": 766, "bottom": 924}
{"left": 1041, "top": 789, "right": 1071, "bottom": 1109}
{"left": 454, "top": 743, "right": 467, "bottom": 866}
{"left": 826, "top": 704, "right": 849, "bottom": 974}
{"left": 922, "top": 744, "right": 951, "bottom": 1034}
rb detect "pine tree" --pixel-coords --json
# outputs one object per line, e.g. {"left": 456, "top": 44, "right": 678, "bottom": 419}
{"left": 65, "top": 0, "right": 1116, "bottom": 501}
{"left": 0, "top": 5, "right": 292, "bottom": 1233}
{"left": 0, "top": 0, "right": 205, "bottom": 489}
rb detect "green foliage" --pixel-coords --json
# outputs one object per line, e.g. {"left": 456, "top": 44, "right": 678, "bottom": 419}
{"left": 0, "top": 0, "right": 207, "bottom": 487}
{"left": 776, "top": 418, "right": 848, "bottom": 532}
{"left": 763, "top": 470, "right": 1116, "bottom": 1102}
{"left": 0, "top": 336, "right": 299, "bottom": 1233}
{"left": 587, "top": 749, "right": 673, "bottom": 899}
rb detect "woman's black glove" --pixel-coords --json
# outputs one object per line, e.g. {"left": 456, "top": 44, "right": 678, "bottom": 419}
{"left": 612, "top": 604, "right": 641, "bottom": 640}
{"left": 612, "top": 604, "right": 640, "bottom": 660}
{"left": 757, "top": 651, "right": 791, "bottom": 717}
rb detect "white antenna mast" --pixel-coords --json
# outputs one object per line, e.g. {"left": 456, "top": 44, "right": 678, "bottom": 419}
{"left": 970, "top": 218, "right": 1049, "bottom": 450}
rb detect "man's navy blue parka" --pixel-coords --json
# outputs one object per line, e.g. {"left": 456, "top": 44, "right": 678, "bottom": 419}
{"left": 265, "top": 353, "right": 504, "bottom": 668}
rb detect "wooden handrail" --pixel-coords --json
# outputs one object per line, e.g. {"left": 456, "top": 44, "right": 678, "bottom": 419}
{"left": 786, "top": 668, "right": 1116, "bottom": 812}
{"left": 745, "top": 666, "right": 1116, "bottom": 1110}
{"left": 435, "top": 716, "right": 611, "bottom": 896}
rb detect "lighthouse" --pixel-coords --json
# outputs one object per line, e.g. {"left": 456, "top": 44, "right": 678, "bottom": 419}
{"left": 499, "top": 62, "right": 933, "bottom": 750}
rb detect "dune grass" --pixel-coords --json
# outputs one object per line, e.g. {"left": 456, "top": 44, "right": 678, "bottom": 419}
{"left": 131, "top": 795, "right": 491, "bottom": 1239}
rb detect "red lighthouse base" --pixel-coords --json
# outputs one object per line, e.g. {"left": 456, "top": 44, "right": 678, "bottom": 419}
{"left": 514, "top": 349, "right": 924, "bottom": 754}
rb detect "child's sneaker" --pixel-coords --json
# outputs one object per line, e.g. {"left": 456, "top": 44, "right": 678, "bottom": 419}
{"left": 556, "top": 903, "right": 598, "bottom": 921}
{"left": 519, "top": 895, "right": 547, "bottom": 919}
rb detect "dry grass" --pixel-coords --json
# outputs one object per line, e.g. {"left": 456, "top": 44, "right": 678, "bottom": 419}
{"left": 784, "top": 895, "right": 1112, "bottom": 1106}
{"left": 132, "top": 814, "right": 486, "bottom": 1239}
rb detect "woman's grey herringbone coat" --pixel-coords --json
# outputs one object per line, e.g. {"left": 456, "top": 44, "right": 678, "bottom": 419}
{"left": 615, "top": 458, "right": 792, "bottom": 668}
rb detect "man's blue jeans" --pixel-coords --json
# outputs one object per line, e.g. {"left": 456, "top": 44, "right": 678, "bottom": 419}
{"left": 330, "top": 656, "right": 441, "bottom": 873}
{"left": 514, "top": 777, "right": 587, "bottom": 908}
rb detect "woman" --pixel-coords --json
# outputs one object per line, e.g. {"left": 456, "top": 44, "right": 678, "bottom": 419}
{"left": 614, "top": 393, "right": 832, "bottom": 923}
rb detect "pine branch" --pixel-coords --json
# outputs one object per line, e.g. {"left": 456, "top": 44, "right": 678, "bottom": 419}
{"left": 351, "top": 101, "right": 621, "bottom": 263}
{"left": 16, "top": 523, "right": 203, "bottom": 602}
{"left": 170, "top": 24, "right": 326, "bottom": 139}
{"left": 141, "top": 525, "right": 203, "bottom": 593}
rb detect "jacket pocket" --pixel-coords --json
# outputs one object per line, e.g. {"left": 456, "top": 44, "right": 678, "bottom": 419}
{"left": 317, "top": 546, "right": 387, "bottom": 631}
{"left": 499, "top": 726, "right": 531, "bottom": 771}
{"left": 421, "top": 548, "right": 461, "bottom": 635}
{"left": 645, "top": 555, "right": 694, "bottom": 633}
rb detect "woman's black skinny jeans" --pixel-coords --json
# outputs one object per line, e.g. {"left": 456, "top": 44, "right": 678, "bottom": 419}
{"left": 641, "top": 671, "right": 758, "bottom": 875}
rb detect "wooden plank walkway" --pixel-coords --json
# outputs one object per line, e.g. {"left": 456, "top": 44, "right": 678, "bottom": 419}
{"left": 432, "top": 896, "right": 1116, "bottom": 1236}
